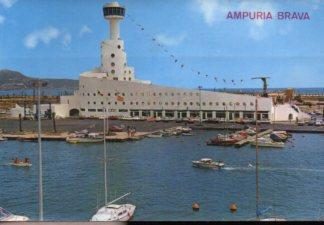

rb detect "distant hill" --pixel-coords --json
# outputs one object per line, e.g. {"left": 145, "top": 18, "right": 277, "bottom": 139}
{"left": 0, "top": 69, "right": 78, "bottom": 90}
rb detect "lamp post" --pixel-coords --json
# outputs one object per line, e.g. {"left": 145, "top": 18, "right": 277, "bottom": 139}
{"left": 198, "top": 86, "right": 202, "bottom": 124}
{"left": 32, "top": 80, "right": 47, "bottom": 221}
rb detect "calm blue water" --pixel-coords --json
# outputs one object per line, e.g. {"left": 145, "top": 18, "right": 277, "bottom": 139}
{"left": 0, "top": 131, "right": 323, "bottom": 221}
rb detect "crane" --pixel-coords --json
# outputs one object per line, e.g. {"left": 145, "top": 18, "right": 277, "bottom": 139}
{"left": 252, "top": 76, "right": 270, "bottom": 97}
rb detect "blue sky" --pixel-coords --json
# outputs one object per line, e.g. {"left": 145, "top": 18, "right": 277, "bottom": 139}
{"left": 0, "top": 0, "right": 323, "bottom": 89}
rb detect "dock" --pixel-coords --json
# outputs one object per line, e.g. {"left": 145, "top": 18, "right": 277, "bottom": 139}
{"left": 234, "top": 129, "right": 273, "bottom": 148}
{"left": 2, "top": 131, "right": 149, "bottom": 142}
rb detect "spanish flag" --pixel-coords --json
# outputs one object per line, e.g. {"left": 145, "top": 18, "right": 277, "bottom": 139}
{"left": 97, "top": 90, "right": 104, "bottom": 96}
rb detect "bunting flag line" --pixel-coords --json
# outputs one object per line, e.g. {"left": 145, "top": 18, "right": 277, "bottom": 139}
{"left": 126, "top": 13, "right": 246, "bottom": 86}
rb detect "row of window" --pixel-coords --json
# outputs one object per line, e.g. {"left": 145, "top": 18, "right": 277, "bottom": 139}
{"left": 80, "top": 91, "right": 255, "bottom": 104}
{"left": 86, "top": 101, "right": 253, "bottom": 107}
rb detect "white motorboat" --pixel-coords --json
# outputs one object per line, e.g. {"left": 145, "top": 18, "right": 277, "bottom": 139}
{"left": 182, "top": 132, "right": 193, "bottom": 136}
{"left": 192, "top": 158, "right": 225, "bottom": 169}
{"left": 0, "top": 207, "right": 29, "bottom": 221}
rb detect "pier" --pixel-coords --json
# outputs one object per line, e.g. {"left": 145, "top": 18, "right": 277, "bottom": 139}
{"left": 234, "top": 129, "right": 273, "bottom": 148}
{"left": 2, "top": 131, "right": 149, "bottom": 142}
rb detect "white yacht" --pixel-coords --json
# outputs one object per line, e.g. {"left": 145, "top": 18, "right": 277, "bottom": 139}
{"left": 0, "top": 207, "right": 29, "bottom": 221}
{"left": 91, "top": 203, "right": 136, "bottom": 221}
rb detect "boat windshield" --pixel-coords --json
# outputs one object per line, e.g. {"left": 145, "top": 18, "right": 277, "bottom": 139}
{"left": 201, "top": 158, "right": 212, "bottom": 162}
{"left": 0, "top": 208, "right": 12, "bottom": 219}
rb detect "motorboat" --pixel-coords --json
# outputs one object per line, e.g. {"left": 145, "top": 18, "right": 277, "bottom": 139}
{"left": 251, "top": 138, "right": 284, "bottom": 148}
{"left": 155, "top": 117, "right": 162, "bottom": 122}
{"left": 66, "top": 133, "right": 103, "bottom": 143}
{"left": 206, "top": 135, "right": 237, "bottom": 146}
{"left": 0, "top": 207, "right": 29, "bottom": 221}
{"left": 91, "top": 202, "right": 135, "bottom": 221}
{"left": 9, "top": 158, "right": 32, "bottom": 167}
{"left": 270, "top": 131, "right": 289, "bottom": 142}
{"left": 192, "top": 158, "right": 225, "bottom": 169}
{"left": 182, "top": 132, "right": 193, "bottom": 136}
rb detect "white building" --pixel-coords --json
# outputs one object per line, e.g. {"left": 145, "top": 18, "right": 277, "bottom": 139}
{"left": 57, "top": 2, "right": 310, "bottom": 122}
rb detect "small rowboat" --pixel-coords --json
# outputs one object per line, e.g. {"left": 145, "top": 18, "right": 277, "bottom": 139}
{"left": 9, "top": 162, "right": 32, "bottom": 167}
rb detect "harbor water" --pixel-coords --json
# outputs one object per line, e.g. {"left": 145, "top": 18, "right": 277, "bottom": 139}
{"left": 0, "top": 131, "right": 323, "bottom": 221}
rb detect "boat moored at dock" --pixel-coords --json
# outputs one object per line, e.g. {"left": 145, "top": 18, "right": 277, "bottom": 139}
{"left": 66, "top": 132, "right": 103, "bottom": 144}
{"left": 251, "top": 137, "right": 284, "bottom": 148}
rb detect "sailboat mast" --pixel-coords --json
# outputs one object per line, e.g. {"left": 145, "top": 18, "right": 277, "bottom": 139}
{"left": 255, "top": 98, "right": 259, "bottom": 220}
{"left": 103, "top": 108, "right": 108, "bottom": 205}
{"left": 37, "top": 81, "right": 43, "bottom": 221}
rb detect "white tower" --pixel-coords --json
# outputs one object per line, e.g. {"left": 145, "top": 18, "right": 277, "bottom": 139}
{"left": 101, "top": 2, "right": 135, "bottom": 81}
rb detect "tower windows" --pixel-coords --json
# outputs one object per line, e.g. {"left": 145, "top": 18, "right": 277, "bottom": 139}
{"left": 129, "top": 70, "right": 131, "bottom": 74}
{"left": 111, "top": 62, "right": 115, "bottom": 66}
{"left": 113, "top": 77, "right": 118, "bottom": 80}
{"left": 129, "top": 78, "right": 131, "bottom": 81}
{"left": 111, "top": 70, "right": 115, "bottom": 74}
{"left": 124, "top": 77, "right": 126, "bottom": 80}
{"left": 111, "top": 53, "right": 115, "bottom": 58}
{"left": 118, "top": 45, "right": 121, "bottom": 49}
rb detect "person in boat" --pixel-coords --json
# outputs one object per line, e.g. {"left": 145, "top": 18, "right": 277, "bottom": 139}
{"left": 24, "top": 158, "right": 29, "bottom": 163}
{"left": 14, "top": 157, "right": 18, "bottom": 164}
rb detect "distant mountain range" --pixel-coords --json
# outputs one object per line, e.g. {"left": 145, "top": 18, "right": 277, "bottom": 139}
{"left": 0, "top": 69, "right": 78, "bottom": 90}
